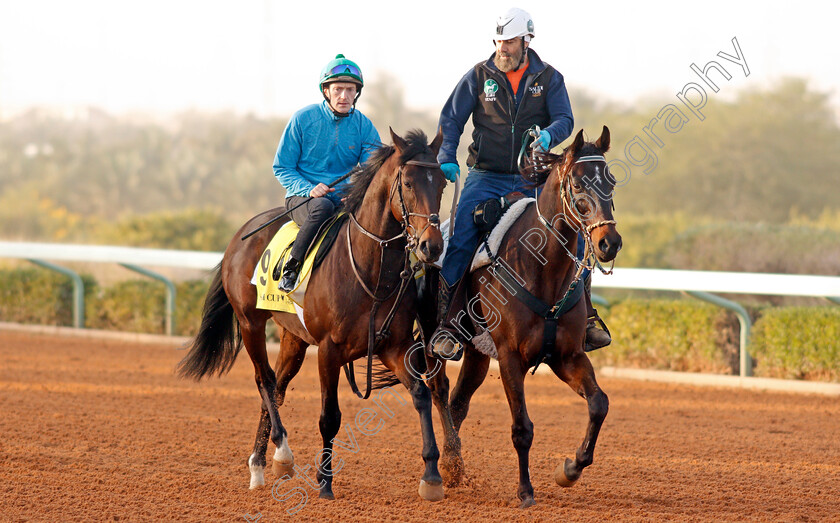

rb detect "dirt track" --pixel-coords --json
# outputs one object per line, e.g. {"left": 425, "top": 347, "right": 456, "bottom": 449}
{"left": 1, "top": 329, "right": 838, "bottom": 522}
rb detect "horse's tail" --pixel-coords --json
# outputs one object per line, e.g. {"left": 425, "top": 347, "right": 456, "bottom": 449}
{"left": 176, "top": 263, "right": 242, "bottom": 381}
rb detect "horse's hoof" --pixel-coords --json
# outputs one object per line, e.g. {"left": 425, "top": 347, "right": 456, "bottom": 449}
{"left": 519, "top": 496, "right": 536, "bottom": 509}
{"left": 440, "top": 455, "right": 465, "bottom": 487}
{"left": 272, "top": 459, "right": 295, "bottom": 478}
{"left": 418, "top": 479, "right": 445, "bottom": 502}
{"left": 319, "top": 490, "right": 335, "bottom": 500}
{"left": 554, "top": 458, "right": 578, "bottom": 488}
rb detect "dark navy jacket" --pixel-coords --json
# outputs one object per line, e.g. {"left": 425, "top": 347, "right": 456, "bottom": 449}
{"left": 437, "top": 48, "right": 574, "bottom": 174}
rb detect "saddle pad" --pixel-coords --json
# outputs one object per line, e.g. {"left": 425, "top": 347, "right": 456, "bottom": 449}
{"left": 471, "top": 198, "right": 534, "bottom": 271}
{"left": 251, "top": 215, "right": 339, "bottom": 312}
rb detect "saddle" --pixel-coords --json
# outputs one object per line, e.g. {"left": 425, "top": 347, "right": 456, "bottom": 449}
{"left": 271, "top": 213, "right": 348, "bottom": 280}
{"left": 472, "top": 191, "right": 528, "bottom": 233}
{"left": 433, "top": 191, "right": 530, "bottom": 271}
{"left": 252, "top": 213, "right": 348, "bottom": 315}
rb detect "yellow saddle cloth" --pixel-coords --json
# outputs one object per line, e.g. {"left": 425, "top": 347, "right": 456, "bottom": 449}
{"left": 251, "top": 213, "right": 427, "bottom": 314}
{"left": 252, "top": 219, "right": 329, "bottom": 313}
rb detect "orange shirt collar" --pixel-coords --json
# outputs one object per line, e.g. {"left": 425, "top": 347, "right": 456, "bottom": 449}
{"left": 506, "top": 58, "right": 529, "bottom": 94}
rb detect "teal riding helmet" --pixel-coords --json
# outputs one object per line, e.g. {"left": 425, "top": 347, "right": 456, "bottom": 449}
{"left": 319, "top": 54, "right": 364, "bottom": 91}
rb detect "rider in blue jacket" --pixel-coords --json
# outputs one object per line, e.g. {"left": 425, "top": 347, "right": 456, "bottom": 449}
{"left": 430, "top": 8, "right": 611, "bottom": 358}
{"left": 273, "top": 54, "right": 380, "bottom": 292}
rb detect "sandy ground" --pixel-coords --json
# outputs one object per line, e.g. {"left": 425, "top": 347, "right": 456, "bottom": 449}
{"left": 1, "top": 330, "right": 839, "bottom": 522}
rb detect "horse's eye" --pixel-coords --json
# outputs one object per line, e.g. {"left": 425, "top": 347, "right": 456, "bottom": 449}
{"left": 572, "top": 183, "right": 582, "bottom": 191}
{"left": 404, "top": 181, "right": 412, "bottom": 189}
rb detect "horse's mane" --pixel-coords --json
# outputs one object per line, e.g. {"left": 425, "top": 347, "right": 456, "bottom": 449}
{"left": 528, "top": 142, "right": 603, "bottom": 186}
{"left": 340, "top": 129, "right": 432, "bottom": 213}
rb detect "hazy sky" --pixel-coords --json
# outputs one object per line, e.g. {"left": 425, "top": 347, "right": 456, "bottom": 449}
{"left": 0, "top": 0, "right": 837, "bottom": 118}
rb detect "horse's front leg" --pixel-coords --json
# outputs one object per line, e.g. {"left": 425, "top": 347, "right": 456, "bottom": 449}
{"left": 382, "top": 348, "right": 444, "bottom": 501}
{"left": 549, "top": 351, "right": 609, "bottom": 487}
{"left": 423, "top": 354, "right": 465, "bottom": 487}
{"left": 498, "top": 349, "right": 536, "bottom": 508}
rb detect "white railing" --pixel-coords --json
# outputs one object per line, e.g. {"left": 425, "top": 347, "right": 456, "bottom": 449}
{"left": 2, "top": 241, "right": 839, "bottom": 376}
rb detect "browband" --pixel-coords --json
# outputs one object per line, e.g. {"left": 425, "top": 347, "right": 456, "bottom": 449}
{"left": 404, "top": 160, "right": 441, "bottom": 168}
{"left": 575, "top": 155, "right": 606, "bottom": 163}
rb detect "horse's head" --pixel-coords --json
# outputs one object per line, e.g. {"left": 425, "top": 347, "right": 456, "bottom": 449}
{"left": 387, "top": 127, "right": 446, "bottom": 264}
{"left": 557, "top": 126, "right": 622, "bottom": 263}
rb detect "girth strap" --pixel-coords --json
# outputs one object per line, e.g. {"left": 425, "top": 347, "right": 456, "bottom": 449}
{"left": 485, "top": 237, "right": 584, "bottom": 374}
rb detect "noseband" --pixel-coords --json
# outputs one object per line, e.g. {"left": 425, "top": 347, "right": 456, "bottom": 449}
{"left": 393, "top": 160, "right": 442, "bottom": 250}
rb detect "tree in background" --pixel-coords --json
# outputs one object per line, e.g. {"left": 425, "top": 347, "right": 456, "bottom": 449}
{"left": 0, "top": 76, "right": 838, "bottom": 261}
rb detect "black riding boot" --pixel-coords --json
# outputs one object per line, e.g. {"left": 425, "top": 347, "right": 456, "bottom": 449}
{"left": 584, "top": 273, "right": 612, "bottom": 351}
{"left": 278, "top": 257, "right": 302, "bottom": 293}
{"left": 428, "top": 278, "right": 469, "bottom": 361}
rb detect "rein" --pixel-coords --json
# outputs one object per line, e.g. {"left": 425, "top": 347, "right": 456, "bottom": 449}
{"left": 342, "top": 157, "right": 441, "bottom": 399}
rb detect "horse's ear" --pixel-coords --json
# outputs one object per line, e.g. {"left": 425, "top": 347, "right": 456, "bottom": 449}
{"left": 430, "top": 127, "right": 444, "bottom": 156}
{"left": 595, "top": 125, "right": 611, "bottom": 153}
{"left": 568, "top": 129, "right": 585, "bottom": 156}
{"left": 389, "top": 127, "right": 408, "bottom": 155}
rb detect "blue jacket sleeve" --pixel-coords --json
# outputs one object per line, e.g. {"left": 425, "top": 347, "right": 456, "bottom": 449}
{"left": 542, "top": 70, "right": 574, "bottom": 148}
{"left": 437, "top": 69, "right": 478, "bottom": 165}
{"left": 273, "top": 117, "right": 316, "bottom": 197}
{"left": 359, "top": 117, "right": 381, "bottom": 165}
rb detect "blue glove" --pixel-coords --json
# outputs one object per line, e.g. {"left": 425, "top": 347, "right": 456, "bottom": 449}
{"left": 535, "top": 130, "right": 551, "bottom": 151}
{"left": 441, "top": 162, "right": 460, "bottom": 182}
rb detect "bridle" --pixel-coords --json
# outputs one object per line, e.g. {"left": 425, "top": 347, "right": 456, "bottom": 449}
{"left": 346, "top": 158, "right": 442, "bottom": 300}
{"left": 522, "top": 137, "right": 616, "bottom": 280}
{"left": 343, "top": 155, "right": 443, "bottom": 399}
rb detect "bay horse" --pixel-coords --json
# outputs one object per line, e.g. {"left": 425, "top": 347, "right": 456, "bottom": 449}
{"left": 177, "top": 128, "right": 449, "bottom": 501}
{"left": 421, "top": 126, "right": 621, "bottom": 507}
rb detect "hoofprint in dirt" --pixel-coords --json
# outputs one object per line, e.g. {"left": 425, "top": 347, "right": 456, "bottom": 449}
{"left": 1, "top": 330, "right": 838, "bottom": 522}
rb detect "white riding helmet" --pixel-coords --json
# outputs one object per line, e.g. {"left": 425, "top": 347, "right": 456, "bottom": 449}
{"left": 493, "top": 8, "right": 535, "bottom": 43}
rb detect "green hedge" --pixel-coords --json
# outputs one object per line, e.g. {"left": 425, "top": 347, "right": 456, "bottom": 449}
{"left": 0, "top": 268, "right": 98, "bottom": 325}
{"left": 588, "top": 299, "right": 739, "bottom": 374}
{"left": 86, "top": 279, "right": 210, "bottom": 335}
{"left": 0, "top": 268, "right": 208, "bottom": 336}
{"left": 751, "top": 307, "right": 840, "bottom": 381}
{"left": 2, "top": 268, "right": 838, "bottom": 381}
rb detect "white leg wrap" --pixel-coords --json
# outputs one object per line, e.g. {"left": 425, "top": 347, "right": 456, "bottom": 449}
{"left": 248, "top": 453, "right": 266, "bottom": 489}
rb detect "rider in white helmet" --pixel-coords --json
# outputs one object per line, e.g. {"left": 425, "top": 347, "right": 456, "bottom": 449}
{"left": 430, "top": 8, "right": 611, "bottom": 359}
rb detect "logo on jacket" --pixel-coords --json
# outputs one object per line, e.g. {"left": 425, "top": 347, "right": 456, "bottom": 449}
{"left": 483, "top": 79, "right": 498, "bottom": 101}
{"left": 529, "top": 84, "right": 544, "bottom": 97}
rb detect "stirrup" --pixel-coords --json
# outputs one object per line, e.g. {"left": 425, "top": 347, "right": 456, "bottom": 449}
{"left": 584, "top": 314, "right": 611, "bottom": 352}
{"left": 428, "top": 326, "right": 465, "bottom": 361}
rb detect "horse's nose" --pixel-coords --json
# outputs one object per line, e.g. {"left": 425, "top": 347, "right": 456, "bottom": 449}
{"left": 598, "top": 234, "right": 622, "bottom": 258}
{"left": 419, "top": 238, "right": 442, "bottom": 262}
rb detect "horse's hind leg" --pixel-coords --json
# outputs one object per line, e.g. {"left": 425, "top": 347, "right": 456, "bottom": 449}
{"left": 239, "top": 316, "right": 289, "bottom": 489}
{"left": 550, "top": 351, "right": 609, "bottom": 488}
{"left": 248, "top": 326, "right": 308, "bottom": 482}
